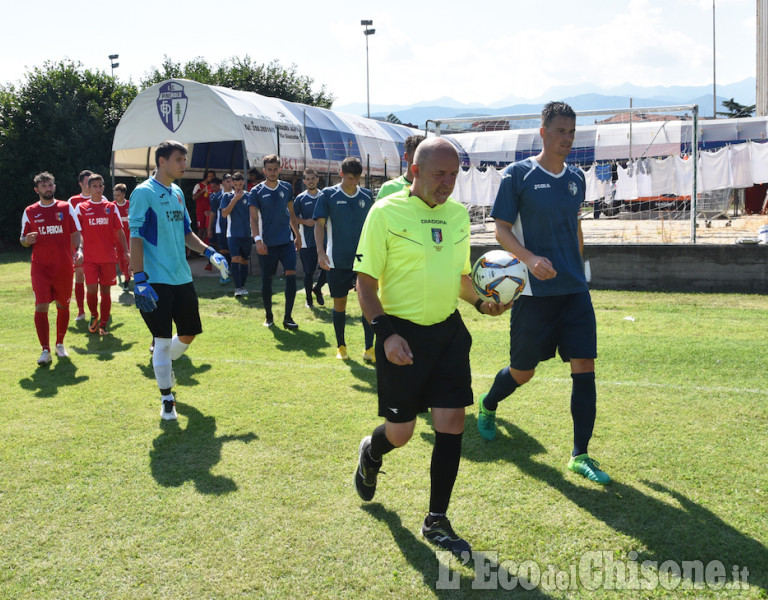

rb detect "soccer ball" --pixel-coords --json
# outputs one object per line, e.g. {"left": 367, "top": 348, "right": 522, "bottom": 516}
{"left": 471, "top": 250, "right": 527, "bottom": 304}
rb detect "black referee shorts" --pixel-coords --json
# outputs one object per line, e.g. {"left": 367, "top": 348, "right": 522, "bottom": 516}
{"left": 140, "top": 282, "right": 203, "bottom": 339}
{"left": 376, "top": 310, "right": 473, "bottom": 423}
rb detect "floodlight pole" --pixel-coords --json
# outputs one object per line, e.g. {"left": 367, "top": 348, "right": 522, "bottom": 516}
{"left": 109, "top": 54, "right": 120, "bottom": 78}
{"left": 361, "top": 20, "right": 375, "bottom": 119}
{"left": 712, "top": 0, "right": 717, "bottom": 118}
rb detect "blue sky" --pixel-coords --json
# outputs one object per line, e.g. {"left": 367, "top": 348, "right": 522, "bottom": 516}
{"left": 2, "top": 0, "right": 756, "bottom": 107}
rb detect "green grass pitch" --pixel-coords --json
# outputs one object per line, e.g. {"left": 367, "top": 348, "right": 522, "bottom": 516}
{"left": 1, "top": 250, "right": 766, "bottom": 599}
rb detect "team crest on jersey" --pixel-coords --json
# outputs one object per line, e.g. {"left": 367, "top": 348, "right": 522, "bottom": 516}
{"left": 432, "top": 228, "right": 443, "bottom": 244}
{"left": 56, "top": 212, "right": 63, "bottom": 221}
{"left": 157, "top": 81, "right": 188, "bottom": 133}
{"left": 568, "top": 181, "right": 578, "bottom": 196}
{"left": 358, "top": 198, "right": 366, "bottom": 208}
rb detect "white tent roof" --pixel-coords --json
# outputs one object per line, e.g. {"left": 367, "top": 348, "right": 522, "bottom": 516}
{"left": 112, "top": 79, "right": 419, "bottom": 178}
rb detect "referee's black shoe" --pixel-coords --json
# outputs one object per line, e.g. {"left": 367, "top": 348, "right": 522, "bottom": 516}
{"left": 354, "top": 435, "right": 381, "bottom": 501}
{"left": 283, "top": 317, "right": 299, "bottom": 330}
{"left": 421, "top": 515, "right": 472, "bottom": 558}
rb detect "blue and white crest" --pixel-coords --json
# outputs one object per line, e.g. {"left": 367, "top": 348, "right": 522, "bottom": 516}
{"left": 157, "top": 82, "right": 188, "bottom": 133}
{"left": 568, "top": 181, "right": 578, "bottom": 196}
{"left": 432, "top": 228, "right": 443, "bottom": 244}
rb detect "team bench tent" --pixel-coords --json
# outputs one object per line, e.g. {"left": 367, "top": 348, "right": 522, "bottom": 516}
{"left": 112, "top": 79, "right": 419, "bottom": 180}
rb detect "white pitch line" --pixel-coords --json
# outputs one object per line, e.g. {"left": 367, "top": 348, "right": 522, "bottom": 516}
{"left": 16, "top": 346, "right": 767, "bottom": 398}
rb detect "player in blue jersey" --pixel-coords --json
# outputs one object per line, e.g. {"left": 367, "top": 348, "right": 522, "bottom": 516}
{"left": 476, "top": 102, "right": 610, "bottom": 484}
{"left": 221, "top": 172, "right": 253, "bottom": 297}
{"left": 313, "top": 157, "right": 375, "bottom": 361}
{"left": 129, "top": 140, "right": 229, "bottom": 421}
{"left": 209, "top": 174, "right": 232, "bottom": 285}
{"left": 207, "top": 177, "right": 230, "bottom": 285}
{"left": 248, "top": 155, "right": 301, "bottom": 329}
{"left": 293, "top": 168, "right": 327, "bottom": 308}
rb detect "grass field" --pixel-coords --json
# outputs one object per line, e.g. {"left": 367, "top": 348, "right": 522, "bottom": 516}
{"left": 1, "top": 250, "right": 766, "bottom": 599}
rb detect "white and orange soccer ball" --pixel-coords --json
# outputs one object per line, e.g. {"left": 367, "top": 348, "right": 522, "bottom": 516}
{"left": 471, "top": 250, "right": 528, "bottom": 305}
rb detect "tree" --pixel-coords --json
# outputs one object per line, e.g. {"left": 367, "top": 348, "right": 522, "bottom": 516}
{"left": 0, "top": 60, "right": 137, "bottom": 245}
{"left": 140, "top": 55, "right": 334, "bottom": 108}
{"left": 716, "top": 98, "right": 756, "bottom": 118}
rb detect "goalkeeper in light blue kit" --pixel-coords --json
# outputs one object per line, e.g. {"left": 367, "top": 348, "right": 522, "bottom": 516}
{"left": 128, "top": 140, "right": 229, "bottom": 420}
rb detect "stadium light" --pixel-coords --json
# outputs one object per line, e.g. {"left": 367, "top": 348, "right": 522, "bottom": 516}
{"left": 109, "top": 54, "right": 120, "bottom": 78}
{"left": 361, "top": 20, "right": 375, "bottom": 119}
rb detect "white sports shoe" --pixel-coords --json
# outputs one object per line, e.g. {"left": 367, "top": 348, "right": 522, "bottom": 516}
{"left": 161, "top": 395, "right": 177, "bottom": 420}
{"left": 74, "top": 312, "right": 86, "bottom": 322}
{"left": 55, "top": 343, "right": 69, "bottom": 358}
{"left": 37, "top": 349, "right": 52, "bottom": 365}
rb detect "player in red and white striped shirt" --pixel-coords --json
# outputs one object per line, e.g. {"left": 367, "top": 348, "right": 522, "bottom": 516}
{"left": 74, "top": 174, "right": 129, "bottom": 336}
{"left": 20, "top": 172, "right": 83, "bottom": 365}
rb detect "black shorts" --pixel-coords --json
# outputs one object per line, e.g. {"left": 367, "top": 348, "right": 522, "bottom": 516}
{"left": 508, "top": 291, "right": 597, "bottom": 370}
{"left": 376, "top": 311, "right": 473, "bottom": 423}
{"left": 327, "top": 268, "right": 356, "bottom": 298}
{"left": 140, "top": 282, "right": 203, "bottom": 339}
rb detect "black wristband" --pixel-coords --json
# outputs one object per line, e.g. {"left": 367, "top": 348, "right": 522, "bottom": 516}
{"left": 370, "top": 314, "right": 397, "bottom": 343}
{"left": 474, "top": 298, "right": 485, "bottom": 313}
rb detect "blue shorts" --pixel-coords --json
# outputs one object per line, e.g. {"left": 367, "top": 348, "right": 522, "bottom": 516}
{"left": 216, "top": 233, "right": 228, "bottom": 252}
{"left": 327, "top": 268, "right": 355, "bottom": 298}
{"left": 258, "top": 242, "right": 297, "bottom": 278}
{"left": 227, "top": 236, "right": 253, "bottom": 260}
{"left": 508, "top": 291, "right": 596, "bottom": 370}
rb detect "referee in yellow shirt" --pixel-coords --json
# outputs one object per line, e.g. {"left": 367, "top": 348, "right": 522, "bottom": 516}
{"left": 353, "top": 137, "right": 509, "bottom": 557}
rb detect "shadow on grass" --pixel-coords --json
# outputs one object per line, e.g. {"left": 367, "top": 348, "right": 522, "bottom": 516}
{"left": 361, "top": 503, "right": 552, "bottom": 598}
{"left": 150, "top": 402, "right": 257, "bottom": 494}
{"left": 269, "top": 324, "right": 328, "bottom": 358}
{"left": 19, "top": 356, "right": 89, "bottom": 397}
{"left": 68, "top": 323, "right": 135, "bottom": 361}
{"left": 136, "top": 354, "right": 212, "bottom": 387}
{"left": 348, "top": 358, "right": 376, "bottom": 393}
{"left": 431, "top": 418, "right": 768, "bottom": 593}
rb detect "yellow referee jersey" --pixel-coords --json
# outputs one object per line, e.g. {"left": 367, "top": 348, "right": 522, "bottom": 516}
{"left": 354, "top": 189, "right": 471, "bottom": 326}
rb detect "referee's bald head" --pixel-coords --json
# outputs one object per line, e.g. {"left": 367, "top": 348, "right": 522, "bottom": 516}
{"left": 412, "top": 137, "right": 458, "bottom": 169}
{"left": 411, "top": 137, "right": 460, "bottom": 207}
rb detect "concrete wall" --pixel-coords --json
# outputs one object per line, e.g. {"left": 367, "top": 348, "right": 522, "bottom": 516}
{"left": 470, "top": 244, "right": 768, "bottom": 294}
{"left": 257, "top": 244, "right": 768, "bottom": 294}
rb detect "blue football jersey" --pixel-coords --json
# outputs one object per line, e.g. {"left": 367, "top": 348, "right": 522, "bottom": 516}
{"left": 128, "top": 177, "right": 192, "bottom": 285}
{"left": 293, "top": 190, "right": 322, "bottom": 249}
{"left": 491, "top": 158, "right": 587, "bottom": 296}
{"left": 225, "top": 191, "right": 252, "bottom": 238}
{"left": 248, "top": 181, "right": 293, "bottom": 246}
{"left": 313, "top": 185, "right": 373, "bottom": 270}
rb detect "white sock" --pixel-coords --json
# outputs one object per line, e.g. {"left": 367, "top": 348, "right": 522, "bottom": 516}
{"left": 170, "top": 335, "right": 190, "bottom": 360}
{"left": 152, "top": 338, "right": 173, "bottom": 390}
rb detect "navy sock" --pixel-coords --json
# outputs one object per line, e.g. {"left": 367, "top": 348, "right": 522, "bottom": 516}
{"left": 332, "top": 309, "right": 346, "bottom": 347}
{"left": 571, "top": 371, "right": 596, "bottom": 456}
{"left": 285, "top": 275, "right": 296, "bottom": 319}
{"left": 262, "top": 277, "right": 273, "bottom": 317}
{"left": 429, "top": 431, "right": 463, "bottom": 516}
{"left": 234, "top": 263, "right": 243, "bottom": 288}
{"left": 482, "top": 367, "right": 519, "bottom": 411}
{"left": 362, "top": 316, "right": 374, "bottom": 348}
{"left": 368, "top": 423, "right": 394, "bottom": 463}
{"left": 315, "top": 269, "right": 327, "bottom": 290}
{"left": 240, "top": 263, "right": 248, "bottom": 288}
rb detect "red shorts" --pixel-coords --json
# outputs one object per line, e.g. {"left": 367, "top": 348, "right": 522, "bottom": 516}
{"left": 83, "top": 262, "right": 117, "bottom": 286}
{"left": 31, "top": 268, "right": 73, "bottom": 306}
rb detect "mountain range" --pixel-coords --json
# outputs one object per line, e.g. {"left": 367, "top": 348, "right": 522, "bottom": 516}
{"left": 334, "top": 78, "right": 757, "bottom": 125}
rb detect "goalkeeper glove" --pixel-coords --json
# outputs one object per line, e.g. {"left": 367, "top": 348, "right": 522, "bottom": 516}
{"left": 133, "top": 271, "right": 158, "bottom": 312}
{"left": 204, "top": 246, "right": 230, "bottom": 280}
